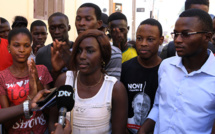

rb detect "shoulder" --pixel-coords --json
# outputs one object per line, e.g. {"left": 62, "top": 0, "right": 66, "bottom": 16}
{"left": 112, "top": 80, "right": 127, "bottom": 101}
{"left": 0, "top": 38, "right": 8, "bottom": 45}
{"left": 55, "top": 72, "right": 66, "bottom": 87}
{"left": 161, "top": 56, "right": 177, "bottom": 64}
{"left": 127, "top": 47, "right": 137, "bottom": 52}
{"left": 122, "top": 57, "right": 137, "bottom": 69}
{"left": 36, "top": 65, "right": 48, "bottom": 71}
{"left": 0, "top": 68, "right": 9, "bottom": 75}
{"left": 104, "top": 75, "right": 118, "bottom": 83}
{"left": 111, "top": 45, "right": 122, "bottom": 54}
{"left": 37, "top": 44, "right": 51, "bottom": 54}
{"left": 159, "top": 56, "right": 178, "bottom": 72}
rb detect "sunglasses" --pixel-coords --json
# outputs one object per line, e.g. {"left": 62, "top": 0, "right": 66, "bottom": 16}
{"left": 171, "top": 31, "right": 208, "bottom": 38}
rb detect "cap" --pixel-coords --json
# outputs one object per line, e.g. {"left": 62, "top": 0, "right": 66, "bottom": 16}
{"left": 101, "top": 13, "right": 108, "bottom": 28}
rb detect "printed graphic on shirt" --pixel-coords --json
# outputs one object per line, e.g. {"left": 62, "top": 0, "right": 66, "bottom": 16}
{"left": 127, "top": 82, "right": 151, "bottom": 134}
{"left": 12, "top": 113, "right": 46, "bottom": 129}
{"left": 127, "top": 82, "right": 146, "bottom": 92}
{"left": 6, "top": 77, "right": 42, "bottom": 105}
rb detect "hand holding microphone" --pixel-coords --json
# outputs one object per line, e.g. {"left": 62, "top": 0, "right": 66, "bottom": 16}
{"left": 51, "top": 119, "right": 72, "bottom": 134}
{"left": 32, "top": 85, "right": 75, "bottom": 127}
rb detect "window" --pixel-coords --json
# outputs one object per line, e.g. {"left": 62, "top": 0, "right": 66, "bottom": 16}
{"left": 34, "top": 0, "right": 65, "bottom": 20}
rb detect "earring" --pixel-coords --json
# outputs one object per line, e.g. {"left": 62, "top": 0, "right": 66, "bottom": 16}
{"left": 101, "top": 61, "right": 105, "bottom": 68}
{"left": 8, "top": 50, "right": 10, "bottom": 53}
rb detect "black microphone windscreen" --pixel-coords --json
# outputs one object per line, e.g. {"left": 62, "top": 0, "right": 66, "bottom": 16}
{"left": 56, "top": 85, "right": 75, "bottom": 111}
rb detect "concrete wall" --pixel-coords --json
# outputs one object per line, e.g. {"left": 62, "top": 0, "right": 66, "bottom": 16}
{"left": 0, "top": 0, "right": 78, "bottom": 45}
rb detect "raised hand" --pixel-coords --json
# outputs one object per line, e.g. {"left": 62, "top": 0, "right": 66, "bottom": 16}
{"left": 28, "top": 58, "right": 40, "bottom": 99}
{"left": 51, "top": 39, "right": 71, "bottom": 72}
{"left": 33, "top": 44, "right": 44, "bottom": 55}
{"left": 111, "top": 28, "right": 123, "bottom": 50}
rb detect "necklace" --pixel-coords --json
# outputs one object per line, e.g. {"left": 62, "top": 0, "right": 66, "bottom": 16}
{"left": 78, "top": 73, "right": 103, "bottom": 88}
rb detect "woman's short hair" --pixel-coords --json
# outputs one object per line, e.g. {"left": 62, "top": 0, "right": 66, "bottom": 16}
{"left": 69, "top": 29, "right": 111, "bottom": 72}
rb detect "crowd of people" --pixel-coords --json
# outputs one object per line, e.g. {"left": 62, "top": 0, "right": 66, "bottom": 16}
{"left": 0, "top": 0, "right": 215, "bottom": 134}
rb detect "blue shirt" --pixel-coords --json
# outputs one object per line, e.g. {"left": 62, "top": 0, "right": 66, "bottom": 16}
{"left": 148, "top": 50, "right": 215, "bottom": 134}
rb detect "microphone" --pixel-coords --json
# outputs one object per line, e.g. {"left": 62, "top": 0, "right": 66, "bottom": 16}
{"left": 56, "top": 85, "right": 75, "bottom": 126}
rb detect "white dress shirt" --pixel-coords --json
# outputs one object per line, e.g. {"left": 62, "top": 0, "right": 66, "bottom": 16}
{"left": 148, "top": 50, "right": 215, "bottom": 134}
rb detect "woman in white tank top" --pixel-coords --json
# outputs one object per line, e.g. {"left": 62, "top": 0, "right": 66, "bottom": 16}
{"left": 52, "top": 29, "right": 128, "bottom": 134}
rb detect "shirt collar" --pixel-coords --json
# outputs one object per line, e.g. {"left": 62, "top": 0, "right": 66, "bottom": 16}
{"left": 170, "top": 49, "right": 215, "bottom": 76}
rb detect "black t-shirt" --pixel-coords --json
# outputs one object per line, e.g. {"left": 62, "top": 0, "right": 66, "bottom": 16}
{"left": 121, "top": 57, "right": 160, "bottom": 134}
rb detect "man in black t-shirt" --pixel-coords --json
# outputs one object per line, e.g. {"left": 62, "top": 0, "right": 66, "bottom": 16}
{"left": 121, "top": 19, "right": 164, "bottom": 134}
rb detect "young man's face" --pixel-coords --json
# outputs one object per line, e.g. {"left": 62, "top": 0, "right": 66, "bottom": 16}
{"left": 48, "top": 16, "right": 70, "bottom": 42}
{"left": 108, "top": 20, "right": 129, "bottom": 48}
{"left": 0, "top": 22, "right": 11, "bottom": 39}
{"left": 174, "top": 17, "right": 208, "bottom": 57}
{"left": 211, "top": 19, "right": 215, "bottom": 46}
{"left": 136, "top": 24, "right": 163, "bottom": 60}
{"left": 31, "top": 26, "right": 47, "bottom": 54}
{"left": 75, "top": 7, "right": 102, "bottom": 35}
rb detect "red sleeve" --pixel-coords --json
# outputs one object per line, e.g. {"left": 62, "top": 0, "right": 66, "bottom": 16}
{"left": 0, "top": 39, "right": 13, "bottom": 71}
{"left": 36, "top": 65, "right": 53, "bottom": 86}
{"left": 0, "top": 70, "right": 7, "bottom": 96}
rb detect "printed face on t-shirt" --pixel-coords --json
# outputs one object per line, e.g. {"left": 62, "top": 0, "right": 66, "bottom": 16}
{"left": 132, "top": 93, "right": 150, "bottom": 124}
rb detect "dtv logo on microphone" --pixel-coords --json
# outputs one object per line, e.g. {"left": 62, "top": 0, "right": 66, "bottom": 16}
{"left": 58, "top": 91, "right": 72, "bottom": 97}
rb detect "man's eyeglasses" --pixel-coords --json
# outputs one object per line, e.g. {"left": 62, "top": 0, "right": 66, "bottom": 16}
{"left": 171, "top": 31, "right": 208, "bottom": 38}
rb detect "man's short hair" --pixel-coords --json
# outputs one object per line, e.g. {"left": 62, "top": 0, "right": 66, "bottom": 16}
{"left": 79, "top": 3, "right": 101, "bottom": 20}
{"left": 179, "top": 8, "right": 212, "bottom": 32}
{"left": 0, "top": 17, "right": 8, "bottom": 24}
{"left": 139, "top": 18, "right": 163, "bottom": 37}
{"left": 185, "top": 0, "right": 209, "bottom": 10}
{"left": 108, "top": 12, "right": 127, "bottom": 23}
{"left": 30, "top": 20, "right": 47, "bottom": 32}
{"left": 48, "top": 12, "right": 69, "bottom": 24}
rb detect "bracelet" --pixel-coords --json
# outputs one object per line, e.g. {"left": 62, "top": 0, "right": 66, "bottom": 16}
{"left": 27, "top": 95, "right": 32, "bottom": 100}
{"left": 23, "top": 100, "right": 33, "bottom": 119}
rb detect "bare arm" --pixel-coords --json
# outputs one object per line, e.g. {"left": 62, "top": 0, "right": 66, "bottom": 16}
{"left": 51, "top": 40, "right": 71, "bottom": 82}
{"left": 111, "top": 81, "right": 128, "bottom": 134}
{"left": 137, "top": 119, "right": 155, "bottom": 134}
{"left": 0, "top": 90, "right": 51, "bottom": 124}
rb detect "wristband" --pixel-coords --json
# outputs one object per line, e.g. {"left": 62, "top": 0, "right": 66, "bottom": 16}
{"left": 23, "top": 100, "right": 33, "bottom": 119}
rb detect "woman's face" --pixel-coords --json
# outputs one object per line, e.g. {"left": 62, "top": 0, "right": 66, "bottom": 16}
{"left": 76, "top": 37, "right": 102, "bottom": 74}
{"left": 8, "top": 33, "right": 32, "bottom": 63}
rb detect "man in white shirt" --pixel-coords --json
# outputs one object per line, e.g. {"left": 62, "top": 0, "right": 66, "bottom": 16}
{"left": 138, "top": 9, "right": 215, "bottom": 134}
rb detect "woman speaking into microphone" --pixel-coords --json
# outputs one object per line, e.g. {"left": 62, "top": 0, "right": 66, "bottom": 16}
{"left": 52, "top": 29, "right": 128, "bottom": 134}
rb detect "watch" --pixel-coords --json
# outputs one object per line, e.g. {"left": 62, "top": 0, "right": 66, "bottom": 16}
{"left": 23, "top": 100, "right": 33, "bottom": 119}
